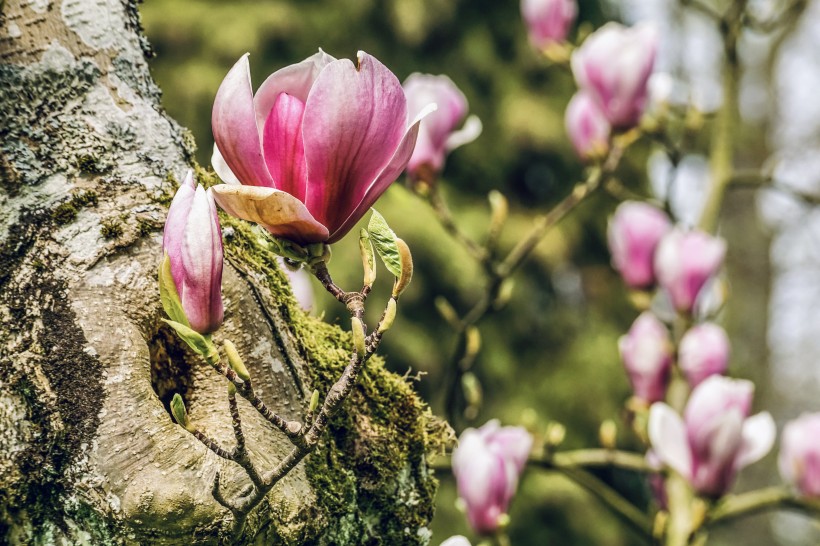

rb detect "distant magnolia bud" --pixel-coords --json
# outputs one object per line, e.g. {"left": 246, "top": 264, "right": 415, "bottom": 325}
{"left": 779, "top": 413, "right": 820, "bottom": 498}
{"left": 521, "top": 0, "right": 577, "bottom": 49}
{"left": 572, "top": 22, "right": 659, "bottom": 128}
{"left": 678, "top": 323, "right": 730, "bottom": 388}
{"left": 654, "top": 228, "right": 727, "bottom": 314}
{"left": 608, "top": 201, "right": 672, "bottom": 289}
{"left": 452, "top": 420, "right": 533, "bottom": 534}
{"left": 403, "top": 74, "right": 482, "bottom": 183}
{"left": 619, "top": 312, "right": 673, "bottom": 403}
{"left": 649, "top": 376, "right": 775, "bottom": 497}
{"left": 162, "top": 170, "right": 224, "bottom": 334}
{"left": 565, "top": 91, "right": 611, "bottom": 161}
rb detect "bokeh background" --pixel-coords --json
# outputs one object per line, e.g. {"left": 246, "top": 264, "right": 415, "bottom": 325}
{"left": 139, "top": 0, "right": 820, "bottom": 544}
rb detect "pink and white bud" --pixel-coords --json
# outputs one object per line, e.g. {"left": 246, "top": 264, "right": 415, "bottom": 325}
{"left": 163, "top": 171, "right": 224, "bottom": 334}
{"left": 619, "top": 312, "right": 673, "bottom": 403}
{"left": 565, "top": 91, "right": 611, "bottom": 162}
{"left": 403, "top": 73, "right": 482, "bottom": 183}
{"left": 571, "top": 22, "right": 658, "bottom": 128}
{"left": 779, "top": 413, "right": 820, "bottom": 497}
{"left": 654, "top": 228, "right": 727, "bottom": 314}
{"left": 649, "top": 376, "right": 775, "bottom": 497}
{"left": 678, "top": 323, "right": 730, "bottom": 388}
{"left": 452, "top": 420, "right": 532, "bottom": 535}
{"left": 521, "top": 0, "right": 577, "bottom": 49}
{"left": 607, "top": 201, "right": 672, "bottom": 288}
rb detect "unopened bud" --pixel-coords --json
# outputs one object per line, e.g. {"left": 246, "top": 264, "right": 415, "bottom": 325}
{"left": 378, "top": 298, "right": 397, "bottom": 334}
{"left": 359, "top": 229, "right": 376, "bottom": 288}
{"left": 461, "top": 372, "right": 483, "bottom": 407}
{"left": 652, "top": 511, "right": 669, "bottom": 540}
{"left": 493, "top": 278, "right": 515, "bottom": 310}
{"left": 487, "top": 190, "right": 508, "bottom": 242}
{"left": 391, "top": 238, "right": 413, "bottom": 298}
{"left": 464, "top": 326, "right": 481, "bottom": 358}
{"left": 496, "top": 513, "right": 511, "bottom": 530}
{"left": 546, "top": 422, "right": 566, "bottom": 447}
{"left": 171, "top": 393, "right": 192, "bottom": 431}
{"left": 599, "top": 419, "right": 617, "bottom": 449}
{"left": 309, "top": 389, "right": 320, "bottom": 413}
{"left": 435, "top": 297, "right": 459, "bottom": 326}
{"left": 223, "top": 339, "right": 250, "bottom": 381}
{"left": 351, "top": 317, "right": 366, "bottom": 358}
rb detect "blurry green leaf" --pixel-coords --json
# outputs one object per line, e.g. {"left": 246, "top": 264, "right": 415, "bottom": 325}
{"left": 367, "top": 209, "right": 401, "bottom": 278}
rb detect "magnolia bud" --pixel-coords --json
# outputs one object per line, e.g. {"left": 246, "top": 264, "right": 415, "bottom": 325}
{"left": 607, "top": 201, "right": 671, "bottom": 289}
{"left": 779, "top": 413, "right": 820, "bottom": 498}
{"left": 618, "top": 312, "right": 672, "bottom": 403}
{"left": 351, "top": 317, "right": 366, "bottom": 358}
{"left": 392, "top": 238, "right": 414, "bottom": 298}
{"left": 521, "top": 0, "right": 577, "bottom": 49}
{"left": 309, "top": 389, "right": 321, "bottom": 413}
{"left": 565, "top": 91, "right": 611, "bottom": 161}
{"left": 223, "top": 339, "right": 250, "bottom": 382}
{"left": 678, "top": 323, "right": 730, "bottom": 388}
{"left": 171, "top": 393, "right": 192, "bottom": 431}
{"left": 359, "top": 229, "right": 376, "bottom": 288}
{"left": 599, "top": 419, "right": 617, "bottom": 449}
{"left": 378, "top": 298, "right": 397, "bottom": 334}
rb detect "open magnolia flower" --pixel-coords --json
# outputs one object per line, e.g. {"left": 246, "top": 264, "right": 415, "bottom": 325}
{"left": 210, "top": 50, "right": 435, "bottom": 245}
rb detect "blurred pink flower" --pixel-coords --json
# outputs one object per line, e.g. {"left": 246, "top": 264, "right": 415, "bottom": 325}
{"left": 565, "top": 91, "right": 611, "bottom": 161}
{"left": 571, "top": 22, "right": 658, "bottom": 128}
{"left": 619, "top": 312, "right": 673, "bottom": 403}
{"left": 678, "top": 323, "right": 730, "bottom": 388}
{"left": 521, "top": 0, "right": 577, "bottom": 49}
{"left": 452, "top": 420, "right": 532, "bottom": 534}
{"left": 210, "top": 50, "right": 434, "bottom": 245}
{"left": 649, "top": 376, "right": 775, "bottom": 497}
{"left": 654, "top": 228, "right": 726, "bottom": 314}
{"left": 163, "top": 171, "right": 224, "bottom": 334}
{"left": 779, "top": 413, "right": 820, "bottom": 497}
{"left": 403, "top": 73, "right": 482, "bottom": 183}
{"left": 607, "top": 201, "right": 671, "bottom": 288}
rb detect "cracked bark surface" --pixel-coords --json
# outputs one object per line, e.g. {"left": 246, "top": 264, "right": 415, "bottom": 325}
{"left": 0, "top": 1, "right": 439, "bottom": 544}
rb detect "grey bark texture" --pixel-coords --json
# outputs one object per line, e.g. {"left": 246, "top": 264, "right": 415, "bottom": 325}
{"left": 0, "top": 0, "right": 442, "bottom": 544}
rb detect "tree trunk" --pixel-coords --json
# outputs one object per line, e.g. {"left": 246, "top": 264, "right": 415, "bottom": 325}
{"left": 0, "top": 1, "right": 441, "bottom": 544}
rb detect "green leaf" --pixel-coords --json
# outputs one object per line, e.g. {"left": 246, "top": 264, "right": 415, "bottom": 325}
{"left": 367, "top": 209, "right": 401, "bottom": 278}
{"left": 158, "top": 254, "right": 189, "bottom": 327}
{"left": 162, "top": 319, "right": 212, "bottom": 356}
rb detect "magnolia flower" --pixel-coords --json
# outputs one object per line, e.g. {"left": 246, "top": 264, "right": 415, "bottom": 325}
{"left": 607, "top": 201, "right": 671, "bottom": 288}
{"left": 210, "top": 50, "right": 434, "bottom": 245}
{"left": 452, "top": 420, "right": 532, "bottom": 534}
{"left": 403, "top": 74, "right": 482, "bottom": 183}
{"left": 163, "top": 171, "right": 224, "bottom": 334}
{"left": 571, "top": 22, "right": 658, "bottom": 128}
{"left": 654, "top": 228, "right": 727, "bottom": 314}
{"left": 565, "top": 91, "right": 611, "bottom": 161}
{"left": 649, "top": 376, "right": 776, "bottom": 497}
{"left": 678, "top": 323, "right": 730, "bottom": 388}
{"left": 619, "top": 312, "right": 673, "bottom": 403}
{"left": 779, "top": 413, "right": 820, "bottom": 497}
{"left": 521, "top": 0, "right": 577, "bottom": 49}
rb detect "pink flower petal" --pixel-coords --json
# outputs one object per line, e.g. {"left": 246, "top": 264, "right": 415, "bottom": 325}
{"left": 327, "top": 102, "right": 436, "bottom": 243}
{"left": 209, "top": 184, "right": 329, "bottom": 244}
{"left": 163, "top": 171, "right": 196, "bottom": 287}
{"left": 212, "top": 54, "right": 274, "bottom": 188}
{"left": 211, "top": 145, "right": 241, "bottom": 185}
{"left": 648, "top": 403, "right": 692, "bottom": 479}
{"left": 262, "top": 93, "right": 308, "bottom": 201}
{"left": 735, "top": 411, "right": 775, "bottom": 469}
{"left": 302, "top": 51, "right": 410, "bottom": 235}
{"left": 253, "top": 49, "right": 337, "bottom": 129}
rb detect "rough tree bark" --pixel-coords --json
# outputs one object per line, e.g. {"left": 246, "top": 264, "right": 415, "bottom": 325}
{"left": 0, "top": 1, "right": 442, "bottom": 544}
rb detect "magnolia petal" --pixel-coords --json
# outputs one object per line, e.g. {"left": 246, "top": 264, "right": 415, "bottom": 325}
{"left": 648, "top": 403, "right": 692, "bottom": 479}
{"left": 211, "top": 145, "right": 241, "bottom": 185}
{"left": 212, "top": 54, "right": 274, "bottom": 188}
{"left": 210, "top": 184, "right": 329, "bottom": 244}
{"left": 253, "top": 49, "right": 337, "bottom": 129}
{"left": 735, "top": 411, "right": 776, "bottom": 469}
{"left": 303, "top": 51, "right": 410, "bottom": 234}
{"left": 327, "top": 102, "right": 436, "bottom": 243}
{"left": 445, "top": 114, "right": 483, "bottom": 151}
{"left": 163, "top": 171, "right": 196, "bottom": 288}
{"left": 262, "top": 93, "right": 308, "bottom": 201}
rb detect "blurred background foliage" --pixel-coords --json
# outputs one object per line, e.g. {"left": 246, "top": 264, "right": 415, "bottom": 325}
{"left": 139, "top": 0, "right": 764, "bottom": 544}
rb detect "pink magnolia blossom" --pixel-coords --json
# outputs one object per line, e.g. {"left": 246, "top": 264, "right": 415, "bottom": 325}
{"left": 619, "top": 312, "right": 673, "bottom": 403}
{"left": 163, "top": 171, "right": 224, "bottom": 334}
{"left": 452, "top": 420, "right": 532, "bottom": 534}
{"left": 654, "top": 228, "right": 727, "bottom": 314}
{"left": 607, "top": 201, "right": 671, "bottom": 288}
{"left": 649, "top": 376, "right": 775, "bottom": 497}
{"left": 403, "top": 73, "right": 482, "bottom": 183}
{"left": 565, "top": 91, "right": 611, "bottom": 161}
{"left": 678, "top": 323, "right": 730, "bottom": 388}
{"left": 210, "top": 50, "right": 434, "bottom": 245}
{"left": 521, "top": 0, "right": 577, "bottom": 49}
{"left": 571, "top": 22, "right": 658, "bottom": 128}
{"left": 779, "top": 413, "right": 820, "bottom": 497}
